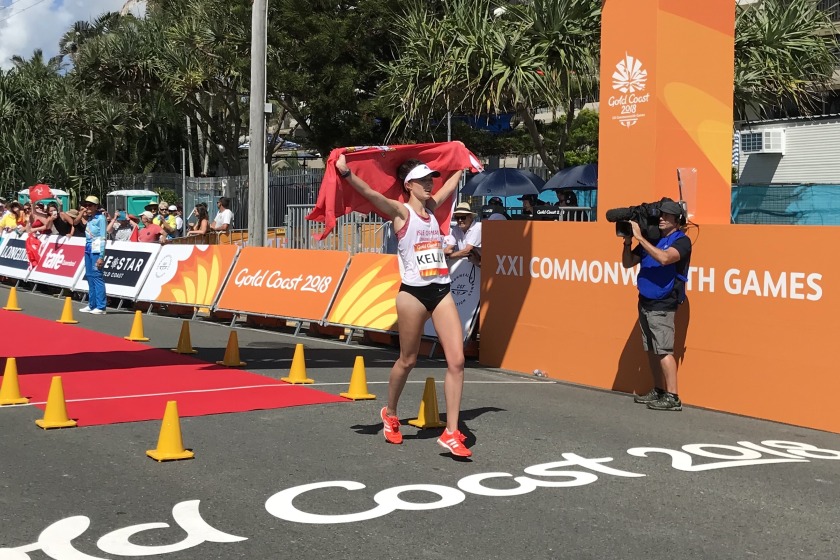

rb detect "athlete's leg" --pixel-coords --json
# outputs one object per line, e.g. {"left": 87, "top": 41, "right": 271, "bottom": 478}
{"left": 387, "top": 291, "right": 429, "bottom": 416}
{"left": 430, "top": 293, "right": 465, "bottom": 432}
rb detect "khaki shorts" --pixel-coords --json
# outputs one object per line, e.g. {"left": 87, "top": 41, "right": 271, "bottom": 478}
{"left": 638, "top": 304, "right": 675, "bottom": 355}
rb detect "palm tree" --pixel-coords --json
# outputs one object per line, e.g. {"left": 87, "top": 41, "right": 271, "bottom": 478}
{"left": 734, "top": 0, "right": 838, "bottom": 120}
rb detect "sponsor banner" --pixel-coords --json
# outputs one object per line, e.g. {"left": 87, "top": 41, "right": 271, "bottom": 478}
{"left": 326, "top": 253, "right": 480, "bottom": 340}
{"left": 74, "top": 242, "right": 161, "bottom": 299}
{"left": 136, "top": 244, "right": 239, "bottom": 306}
{"left": 27, "top": 235, "right": 86, "bottom": 288}
{"left": 0, "top": 234, "right": 37, "bottom": 280}
{"left": 327, "top": 253, "right": 401, "bottom": 332}
{"left": 599, "top": 0, "right": 734, "bottom": 223}
{"left": 482, "top": 221, "right": 840, "bottom": 434}
{"left": 423, "top": 258, "right": 481, "bottom": 340}
{"left": 214, "top": 248, "right": 348, "bottom": 322}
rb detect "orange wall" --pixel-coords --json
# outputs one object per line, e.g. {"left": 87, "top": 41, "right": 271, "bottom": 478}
{"left": 598, "top": 0, "right": 734, "bottom": 223}
{"left": 479, "top": 221, "right": 840, "bottom": 433}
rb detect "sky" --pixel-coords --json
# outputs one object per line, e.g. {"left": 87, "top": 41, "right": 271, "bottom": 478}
{"left": 0, "top": 0, "right": 145, "bottom": 70}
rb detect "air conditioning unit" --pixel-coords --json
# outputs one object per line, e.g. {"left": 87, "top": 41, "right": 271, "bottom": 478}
{"left": 740, "top": 129, "right": 785, "bottom": 155}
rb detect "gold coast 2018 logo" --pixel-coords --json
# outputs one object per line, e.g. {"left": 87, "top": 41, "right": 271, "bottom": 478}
{"left": 609, "top": 53, "right": 650, "bottom": 128}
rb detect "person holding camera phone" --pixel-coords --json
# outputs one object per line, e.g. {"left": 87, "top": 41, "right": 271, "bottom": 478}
{"left": 621, "top": 200, "right": 691, "bottom": 411}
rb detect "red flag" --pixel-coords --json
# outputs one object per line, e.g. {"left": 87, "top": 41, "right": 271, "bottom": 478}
{"left": 28, "top": 184, "right": 53, "bottom": 204}
{"left": 305, "top": 142, "right": 482, "bottom": 240}
{"left": 129, "top": 225, "right": 139, "bottom": 242}
{"left": 25, "top": 235, "right": 42, "bottom": 268}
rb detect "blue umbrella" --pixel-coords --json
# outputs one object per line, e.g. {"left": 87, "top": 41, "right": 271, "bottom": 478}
{"left": 542, "top": 163, "right": 598, "bottom": 191}
{"left": 461, "top": 168, "right": 545, "bottom": 197}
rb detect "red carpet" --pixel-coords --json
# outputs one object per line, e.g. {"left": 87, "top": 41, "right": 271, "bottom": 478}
{"left": 0, "top": 310, "right": 346, "bottom": 426}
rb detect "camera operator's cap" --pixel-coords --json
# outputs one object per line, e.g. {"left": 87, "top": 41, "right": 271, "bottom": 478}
{"left": 452, "top": 202, "right": 476, "bottom": 216}
{"left": 404, "top": 164, "right": 441, "bottom": 185}
{"left": 83, "top": 195, "right": 100, "bottom": 205}
{"left": 659, "top": 200, "right": 683, "bottom": 216}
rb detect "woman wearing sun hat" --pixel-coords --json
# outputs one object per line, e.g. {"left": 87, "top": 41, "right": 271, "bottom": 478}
{"left": 79, "top": 195, "right": 108, "bottom": 315}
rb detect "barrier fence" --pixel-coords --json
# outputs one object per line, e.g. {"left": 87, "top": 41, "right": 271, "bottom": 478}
{"left": 0, "top": 233, "right": 480, "bottom": 344}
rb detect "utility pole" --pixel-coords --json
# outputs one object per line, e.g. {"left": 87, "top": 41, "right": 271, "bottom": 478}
{"left": 247, "top": 0, "right": 268, "bottom": 247}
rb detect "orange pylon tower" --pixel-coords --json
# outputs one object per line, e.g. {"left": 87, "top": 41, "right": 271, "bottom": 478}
{"left": 216, "top": 331, "right": 245, "bottom": 366}
{"left": 125, "top": 310, "right": 150, "bottom": 341}
{"left": 172, "top": 320, "right": 197, "bottom": 354}
{"left": 281, "top": 344, "right": 313, "bottom": 384}
{"left": 35, "top": 376, "right": 77, "bottom": 429}
{"left": 2, "top": 287, "right": 22, "bottom": 311}
{"left": 0, "top": 357, "right": 29, "bottom": 405}
{"left": 146, "top": 401, "right": 195, "bottom": 462}
{"left": 56, "top": 297, "right": 78, "bottom": 324}
{"left": 408, "top": 377, "right": 447, "bottom": 429}
{"left": 340, "top": 356, "right": 375, "bottom": 400}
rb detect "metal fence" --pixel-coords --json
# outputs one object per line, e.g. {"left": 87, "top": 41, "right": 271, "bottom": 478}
{"left": 108, "top": 169, "right": 324, "bottom": 230}
{"left": 285, "top": 204, "right": 389, "bottom": 254}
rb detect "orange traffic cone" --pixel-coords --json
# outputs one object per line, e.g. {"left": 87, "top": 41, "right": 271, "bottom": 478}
{"left": 281, "top": 343, "right": 313, "bottom": 384}
{"left": 340, "top": 356, "right": 375, "bottom": 400}
{"left": 408, "top": 377, "right": 447, "bottom": 429}
{"left": 124, "top": 310, "right": 149, "bottom": 341}
{"left": 2, "top": 287, "right": 22, "bottom": 311}
{"left": 171, "top": 320, "right": 197, "bottom": 354}
{"left": 35, "top": 376, "right": 77, "bottom": 429}
{"left": 56, "top": 296, "right": 78, "bottom": 324}
{"left": 146, "top": 401, "right": 194, "bottom": 462}
{"left": 0, "top": 357, "right": 29, "bottom": 405}
{"left": 216, "top": 331, "right": 245, "bottom": 367}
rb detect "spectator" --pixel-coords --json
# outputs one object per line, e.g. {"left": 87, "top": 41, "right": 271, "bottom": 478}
{"left": 172, "top": 205, "right": 184, "bottom": 235}
{"left": 442, "top": 232, "right": 457, "bottom": 258}
{"left": 450, "top": 202, "right": 482, "bottom": 265}
{"left": 27, "top": 201, "right": 53, "bottom": 236}
{"left": 107, "top": 209, "right": 138, "bottom": 241}
{"left": 67, "top": 209, "right": 86, "bottom": 237}
{"left": 556, "top": 189, "right": 578, "bottom": 207}
{"left": 137, "top": 211, "right": 165, "bottom": 243}
{"left": 48, "top": 201, "right": 73, "bottom": 237}
{"left": 484, "top": 196, "right": 510, "bottom": 221}
{"left": 187, "top": 203, "right": 210, "bottom": 236}
{"left": 153, "top": 202, "right": 177, "bottom": 238}
{"left": 1, "top": 202, "right": 25, "bottom": 235}
{"left": 517, "top": 194, "right": 546, "bottom": 217}
{"left": 210, "top": 197, "right": 233, "bottom": 232}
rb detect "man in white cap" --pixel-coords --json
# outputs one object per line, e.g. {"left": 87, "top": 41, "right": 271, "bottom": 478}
{"left": 447, "top": 201, "right": 482, "bottom": 265}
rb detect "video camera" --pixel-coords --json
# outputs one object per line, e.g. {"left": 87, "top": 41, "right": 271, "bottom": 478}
{"left": 605, "top": 197, "right": 683, "bottom": 242}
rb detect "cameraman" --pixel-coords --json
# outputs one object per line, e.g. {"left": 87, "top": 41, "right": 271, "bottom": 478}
{"left": 621, "top": 200, "right": 691, "bottom": 411}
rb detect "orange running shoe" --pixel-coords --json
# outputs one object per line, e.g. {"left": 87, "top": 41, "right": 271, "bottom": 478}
{"left": 437, "top": 429, "right": 472, "bottom": 457}
{"left": 380, "top": 407, "right": 403, "bottom": 444}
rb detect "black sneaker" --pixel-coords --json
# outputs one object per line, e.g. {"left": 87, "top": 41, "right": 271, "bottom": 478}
{"left": 633, "top": 388, "right": 662, "bottom": 404}
{"left": 647, "top": 394, "right": 682, "bottom": 411}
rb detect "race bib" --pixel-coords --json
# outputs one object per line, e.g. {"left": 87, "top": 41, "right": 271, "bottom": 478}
{"left": 414, "top": 240, "right": 447, "bottom": 278}
{"left": 91, "top": 238, "right": 102, "bottom": 253}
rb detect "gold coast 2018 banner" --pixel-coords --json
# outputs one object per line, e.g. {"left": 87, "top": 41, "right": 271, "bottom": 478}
{"left": 598, "top": 0, "right": 734, "bottom": 223}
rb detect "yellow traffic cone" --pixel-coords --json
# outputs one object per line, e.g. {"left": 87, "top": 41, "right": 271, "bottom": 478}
{"left": 35, "top": 376, "right": 77, "bottom": 429}
{"left": 216, "top": 331, "right": 245, "bottom": 367}
{"left": 56, "top": 296, "right": 78, "bottom": 324}
{"left": 281, "top": 343, "right": 313, "bottom": 384}
{"left": 340, "top": 356, "right": 375, "bottom": 400}
{"left": 124, "top": 310, "right": 150, "bottom": 341}
{"left": 2, "top": 287, "right": 22, "bottom": 311}
{"left": 146, "top": 401, "right": 195, "bottom": 462}
{"left": 171, "top": 320, "right": 197, "bottom": 354}
{"left": 0, "top": 357, "right": 29, "bottom": 405}
{"left": 408, "top": 377, "right": 447, "bottom": 429}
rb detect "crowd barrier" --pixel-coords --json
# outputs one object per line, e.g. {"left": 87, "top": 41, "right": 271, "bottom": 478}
{"left": 0, "top": 234, "right": 480, "bottom": 345}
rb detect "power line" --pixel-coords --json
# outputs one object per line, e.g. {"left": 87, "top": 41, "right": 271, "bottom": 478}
{"left": 0, "top": 0, "right": 40, "bottom": 11}
{"left": 0, "top": 0, "right": 50, "bottom": 24}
